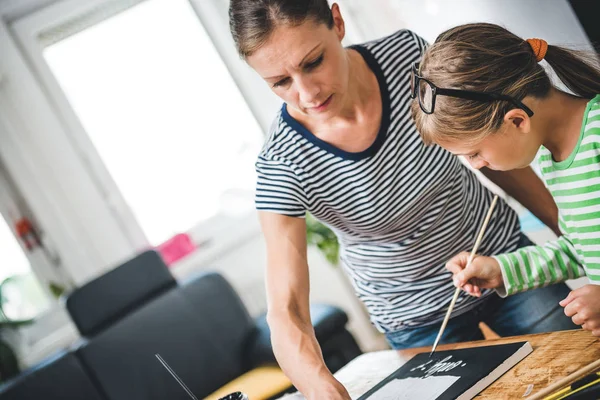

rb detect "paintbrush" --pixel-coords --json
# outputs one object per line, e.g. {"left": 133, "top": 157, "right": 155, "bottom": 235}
{"left": 156, "top": 353, "right": 198, "bottom": 400}
{"left": 429, "top": 195, "right": 499, "bottom": 357}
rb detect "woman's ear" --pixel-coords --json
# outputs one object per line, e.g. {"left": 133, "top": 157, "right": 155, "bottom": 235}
{"left": 504, "top": 108, "right": 531, "bottom": 134}
{"left": 331, "top": 3, "right": 345, "bottom": 41}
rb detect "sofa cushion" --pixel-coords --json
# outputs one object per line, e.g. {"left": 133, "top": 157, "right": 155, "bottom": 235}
{"left": 0, "top": 352, "right": 104, "bottom": 400}
{"left": 66, "top": 250, "right": 177, "bottom": 336}
{"left": 179, "top": 272, "right": 255, "bottom": 363}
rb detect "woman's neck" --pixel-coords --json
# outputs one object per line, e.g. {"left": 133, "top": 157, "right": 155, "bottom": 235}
{"left": 336, "top": 49, "right": 378, "bottom": 121}
{"left": 537, "top": 89, "right": 590, "bottom": 162}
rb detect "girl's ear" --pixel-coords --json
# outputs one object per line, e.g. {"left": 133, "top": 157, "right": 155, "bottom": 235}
{"left": 504, "top": 108, "right": 531, "bottom": 134}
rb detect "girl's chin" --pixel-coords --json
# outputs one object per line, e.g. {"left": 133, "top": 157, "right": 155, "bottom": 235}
{"left": 495, "top": 163, "right": 530, "bottom": 171}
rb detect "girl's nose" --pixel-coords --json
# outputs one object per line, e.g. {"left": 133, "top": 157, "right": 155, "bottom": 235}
{"left": 470, "top": 158, "right": 489, "bottom": 170}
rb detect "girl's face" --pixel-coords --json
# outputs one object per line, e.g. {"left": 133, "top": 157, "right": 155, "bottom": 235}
{"left": 246, "top": 5, "right": 350, "bottom": 122}
{"left": 439, "top": 112, "right": 541, "bottom": 171}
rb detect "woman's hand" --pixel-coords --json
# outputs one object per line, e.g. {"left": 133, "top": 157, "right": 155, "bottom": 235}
{"left": 306, "top": 378, "right": 352, "bottom": 400}
{"left": 445, "top": 252, "right": 504, "bottom": 297}
{"left": 560, "top": 285, "right": 600, "bottom": 337}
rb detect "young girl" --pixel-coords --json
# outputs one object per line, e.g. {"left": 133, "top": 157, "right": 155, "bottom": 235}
{"left": 411, "top": 22, "right": 600, "bottom": 336}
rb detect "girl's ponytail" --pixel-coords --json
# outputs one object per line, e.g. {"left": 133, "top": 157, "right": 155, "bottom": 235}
{"left": 544, "top": 45, "right": 600, "bottom": 99}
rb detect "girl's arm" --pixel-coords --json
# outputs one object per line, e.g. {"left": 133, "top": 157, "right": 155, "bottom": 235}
{"left": 447, "top": 234, "right": 588, "bottom": 297}
{"left": 493, "top": 234, "right": 589, "bottom": 296}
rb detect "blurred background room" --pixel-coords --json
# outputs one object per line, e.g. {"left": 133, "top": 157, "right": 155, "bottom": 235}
{"left": 0, "top": 0, "right": 596, "bottom": 398}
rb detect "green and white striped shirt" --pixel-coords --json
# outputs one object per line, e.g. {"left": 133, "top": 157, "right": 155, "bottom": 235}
{"left": 495, "top": 94, "right": 600, "bottom": 296}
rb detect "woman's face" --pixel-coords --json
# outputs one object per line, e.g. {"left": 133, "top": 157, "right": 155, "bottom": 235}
{"left": 246, "top": 6, "right": 350, "bottom": 122}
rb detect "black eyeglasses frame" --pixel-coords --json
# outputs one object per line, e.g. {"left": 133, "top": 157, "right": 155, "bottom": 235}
{"left": 410, "top": 63, "right": 534, "bottom": 117}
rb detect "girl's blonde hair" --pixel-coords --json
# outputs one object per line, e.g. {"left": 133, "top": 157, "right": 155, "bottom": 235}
{"left": 412, "top": 23, "right": 600, "bottom": 145}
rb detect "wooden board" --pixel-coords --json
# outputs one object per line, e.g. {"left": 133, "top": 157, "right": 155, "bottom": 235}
{"left": 398, "top": 329, "right": 600, "bottom": 399}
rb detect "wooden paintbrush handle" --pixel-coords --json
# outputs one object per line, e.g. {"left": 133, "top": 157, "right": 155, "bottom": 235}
{"left": 528, "top": 358, "right": 600, "bottom": 400}
{"left": 430, "top": 195, "right": 499, "bottom": 354}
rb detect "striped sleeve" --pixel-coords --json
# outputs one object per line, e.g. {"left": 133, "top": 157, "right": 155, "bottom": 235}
{"left": 255, "top": 154, "right": 308, "bottom": 218}
{"left": 492, "top": 235, "right": 587, "bottom": 297}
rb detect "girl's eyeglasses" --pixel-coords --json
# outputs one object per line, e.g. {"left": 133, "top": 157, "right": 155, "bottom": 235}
{"left": 410, "top": 63, "right": 534, "bottom": 117}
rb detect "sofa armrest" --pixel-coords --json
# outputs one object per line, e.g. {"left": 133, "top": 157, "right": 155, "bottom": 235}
{"left": 243, "top": 304, "right": 350, "bottom": 369}
{"left": 310, "top": 304, "right": 348, "bottom": 341}
{"left": 243, "top": 312, "right": 276, "bottom": 369}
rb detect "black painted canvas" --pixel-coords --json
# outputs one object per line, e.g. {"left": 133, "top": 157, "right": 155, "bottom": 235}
{"left": 359, "top": 342, "right": 532, "bottom": 400}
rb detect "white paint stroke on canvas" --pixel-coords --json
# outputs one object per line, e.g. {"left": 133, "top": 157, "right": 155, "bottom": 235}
{"left": 410, "top": 356, "right": 467, "bottom": 378}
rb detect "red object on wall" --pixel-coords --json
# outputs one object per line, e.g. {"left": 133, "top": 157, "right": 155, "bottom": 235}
{"left": 15, "top": 217, "right": 41, "bottom": 250}
{"left": 155, "top": 233, "right": 196, "bottom": 267}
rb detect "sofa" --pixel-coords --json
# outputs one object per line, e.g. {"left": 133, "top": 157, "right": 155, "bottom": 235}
{"left": 0, "top": 250, "right": 362, "bottom": 399}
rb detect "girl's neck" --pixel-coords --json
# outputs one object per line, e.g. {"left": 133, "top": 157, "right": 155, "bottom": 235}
{"left": 538, "top": 89, "right": 590, "bottom": 162}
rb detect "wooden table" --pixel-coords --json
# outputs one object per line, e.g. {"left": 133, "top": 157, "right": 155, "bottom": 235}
{"left": 279, "top": 329, "right": 600, "bottom": 399}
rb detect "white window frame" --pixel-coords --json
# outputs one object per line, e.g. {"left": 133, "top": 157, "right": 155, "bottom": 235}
{"left": 0, "top": 162, "right": 80, "bottom": 368}
{"left": 4, "top": 0, "right": 281, "bottom": 283}
{"left": 10, "top": 0, "right": 151, "bottom": 270}
{"left": 0, "top": 165, "right": 62, "bottom": 303}
{"left": 0, "top": 0, "right": 280, "bottom": 364}
{"left": 0, "top": 19, "right": 120, "bottom": 285}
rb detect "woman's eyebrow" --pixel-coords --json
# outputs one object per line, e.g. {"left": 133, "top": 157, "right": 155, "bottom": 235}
{"left": 264, "top": 44, "right": 322, "bottom": 80}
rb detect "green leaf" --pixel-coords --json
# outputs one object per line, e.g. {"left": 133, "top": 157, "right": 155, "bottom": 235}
{"left": 306, "top": 213, "right": 339, "bottom": 266}
{"left": 48, "top": 282, "right": 65, "bottom": 299}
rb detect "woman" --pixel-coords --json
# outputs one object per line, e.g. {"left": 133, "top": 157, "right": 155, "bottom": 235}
{"left": 228, "top": 1, "right": 576, "bottom": 398}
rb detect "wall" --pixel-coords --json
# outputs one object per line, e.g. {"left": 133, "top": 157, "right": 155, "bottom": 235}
{"left": 339, "top": 0, "right": 590, "bottom": 48}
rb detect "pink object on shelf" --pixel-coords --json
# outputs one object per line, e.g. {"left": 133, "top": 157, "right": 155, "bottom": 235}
{"left": 155, "top": 233, "right": 196, "bottom": 267}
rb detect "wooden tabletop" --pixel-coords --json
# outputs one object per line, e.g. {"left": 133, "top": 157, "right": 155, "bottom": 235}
{"left": 278, "top": 329, "right": 599, "bottom": 399}
{"left": 398, "top": 329, "right": 600, "bottom": 399}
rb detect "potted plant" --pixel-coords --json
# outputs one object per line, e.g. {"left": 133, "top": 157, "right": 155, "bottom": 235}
{"left": 0, "top": 276, "right": 35, "bottom": 384}
{"left": 305, "top": 213, "right": 340, "bottom": 266}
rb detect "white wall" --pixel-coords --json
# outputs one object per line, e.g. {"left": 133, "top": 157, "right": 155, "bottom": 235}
{"left": 339, "top": 0, "right": 590, "bottom": 48}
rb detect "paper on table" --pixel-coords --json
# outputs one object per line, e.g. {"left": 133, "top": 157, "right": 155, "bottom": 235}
{"left": 367, "top": 375, "right": 460, "bottom": 400}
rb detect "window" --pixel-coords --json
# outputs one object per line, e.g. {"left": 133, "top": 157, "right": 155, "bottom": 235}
{"left": 0, "top": 216, "right": 49, "bottom": 321}
{"left": 41, "top": 0, "right": 263, "bottom": 246}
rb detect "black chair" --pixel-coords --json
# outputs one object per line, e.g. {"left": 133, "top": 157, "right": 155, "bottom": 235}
{"left": 66, "top": 250, "right": 177, "bottom": 337}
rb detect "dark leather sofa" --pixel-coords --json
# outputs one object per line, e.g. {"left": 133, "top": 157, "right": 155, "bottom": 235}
{"left": 0, "top": 250, "right": 362, "bottom": 399}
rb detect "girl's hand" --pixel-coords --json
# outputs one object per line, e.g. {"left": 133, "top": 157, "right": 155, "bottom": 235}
{"left": 560, "top": 285, "right": 600, "bottom": 337}
{"left": 445, "top": 252, "right": 504, "bottom": 297}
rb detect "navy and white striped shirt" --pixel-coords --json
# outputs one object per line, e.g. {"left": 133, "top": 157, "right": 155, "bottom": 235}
{"left": 255, "top": 30, "right": 521, "bottom": 333}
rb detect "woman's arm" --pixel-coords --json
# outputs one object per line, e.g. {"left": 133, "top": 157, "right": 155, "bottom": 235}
{"left": 480, "top": 166, "right": 561, "bottom": 236}
{"left": 259, "top": 211, "right": 350, "bottom": 400}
